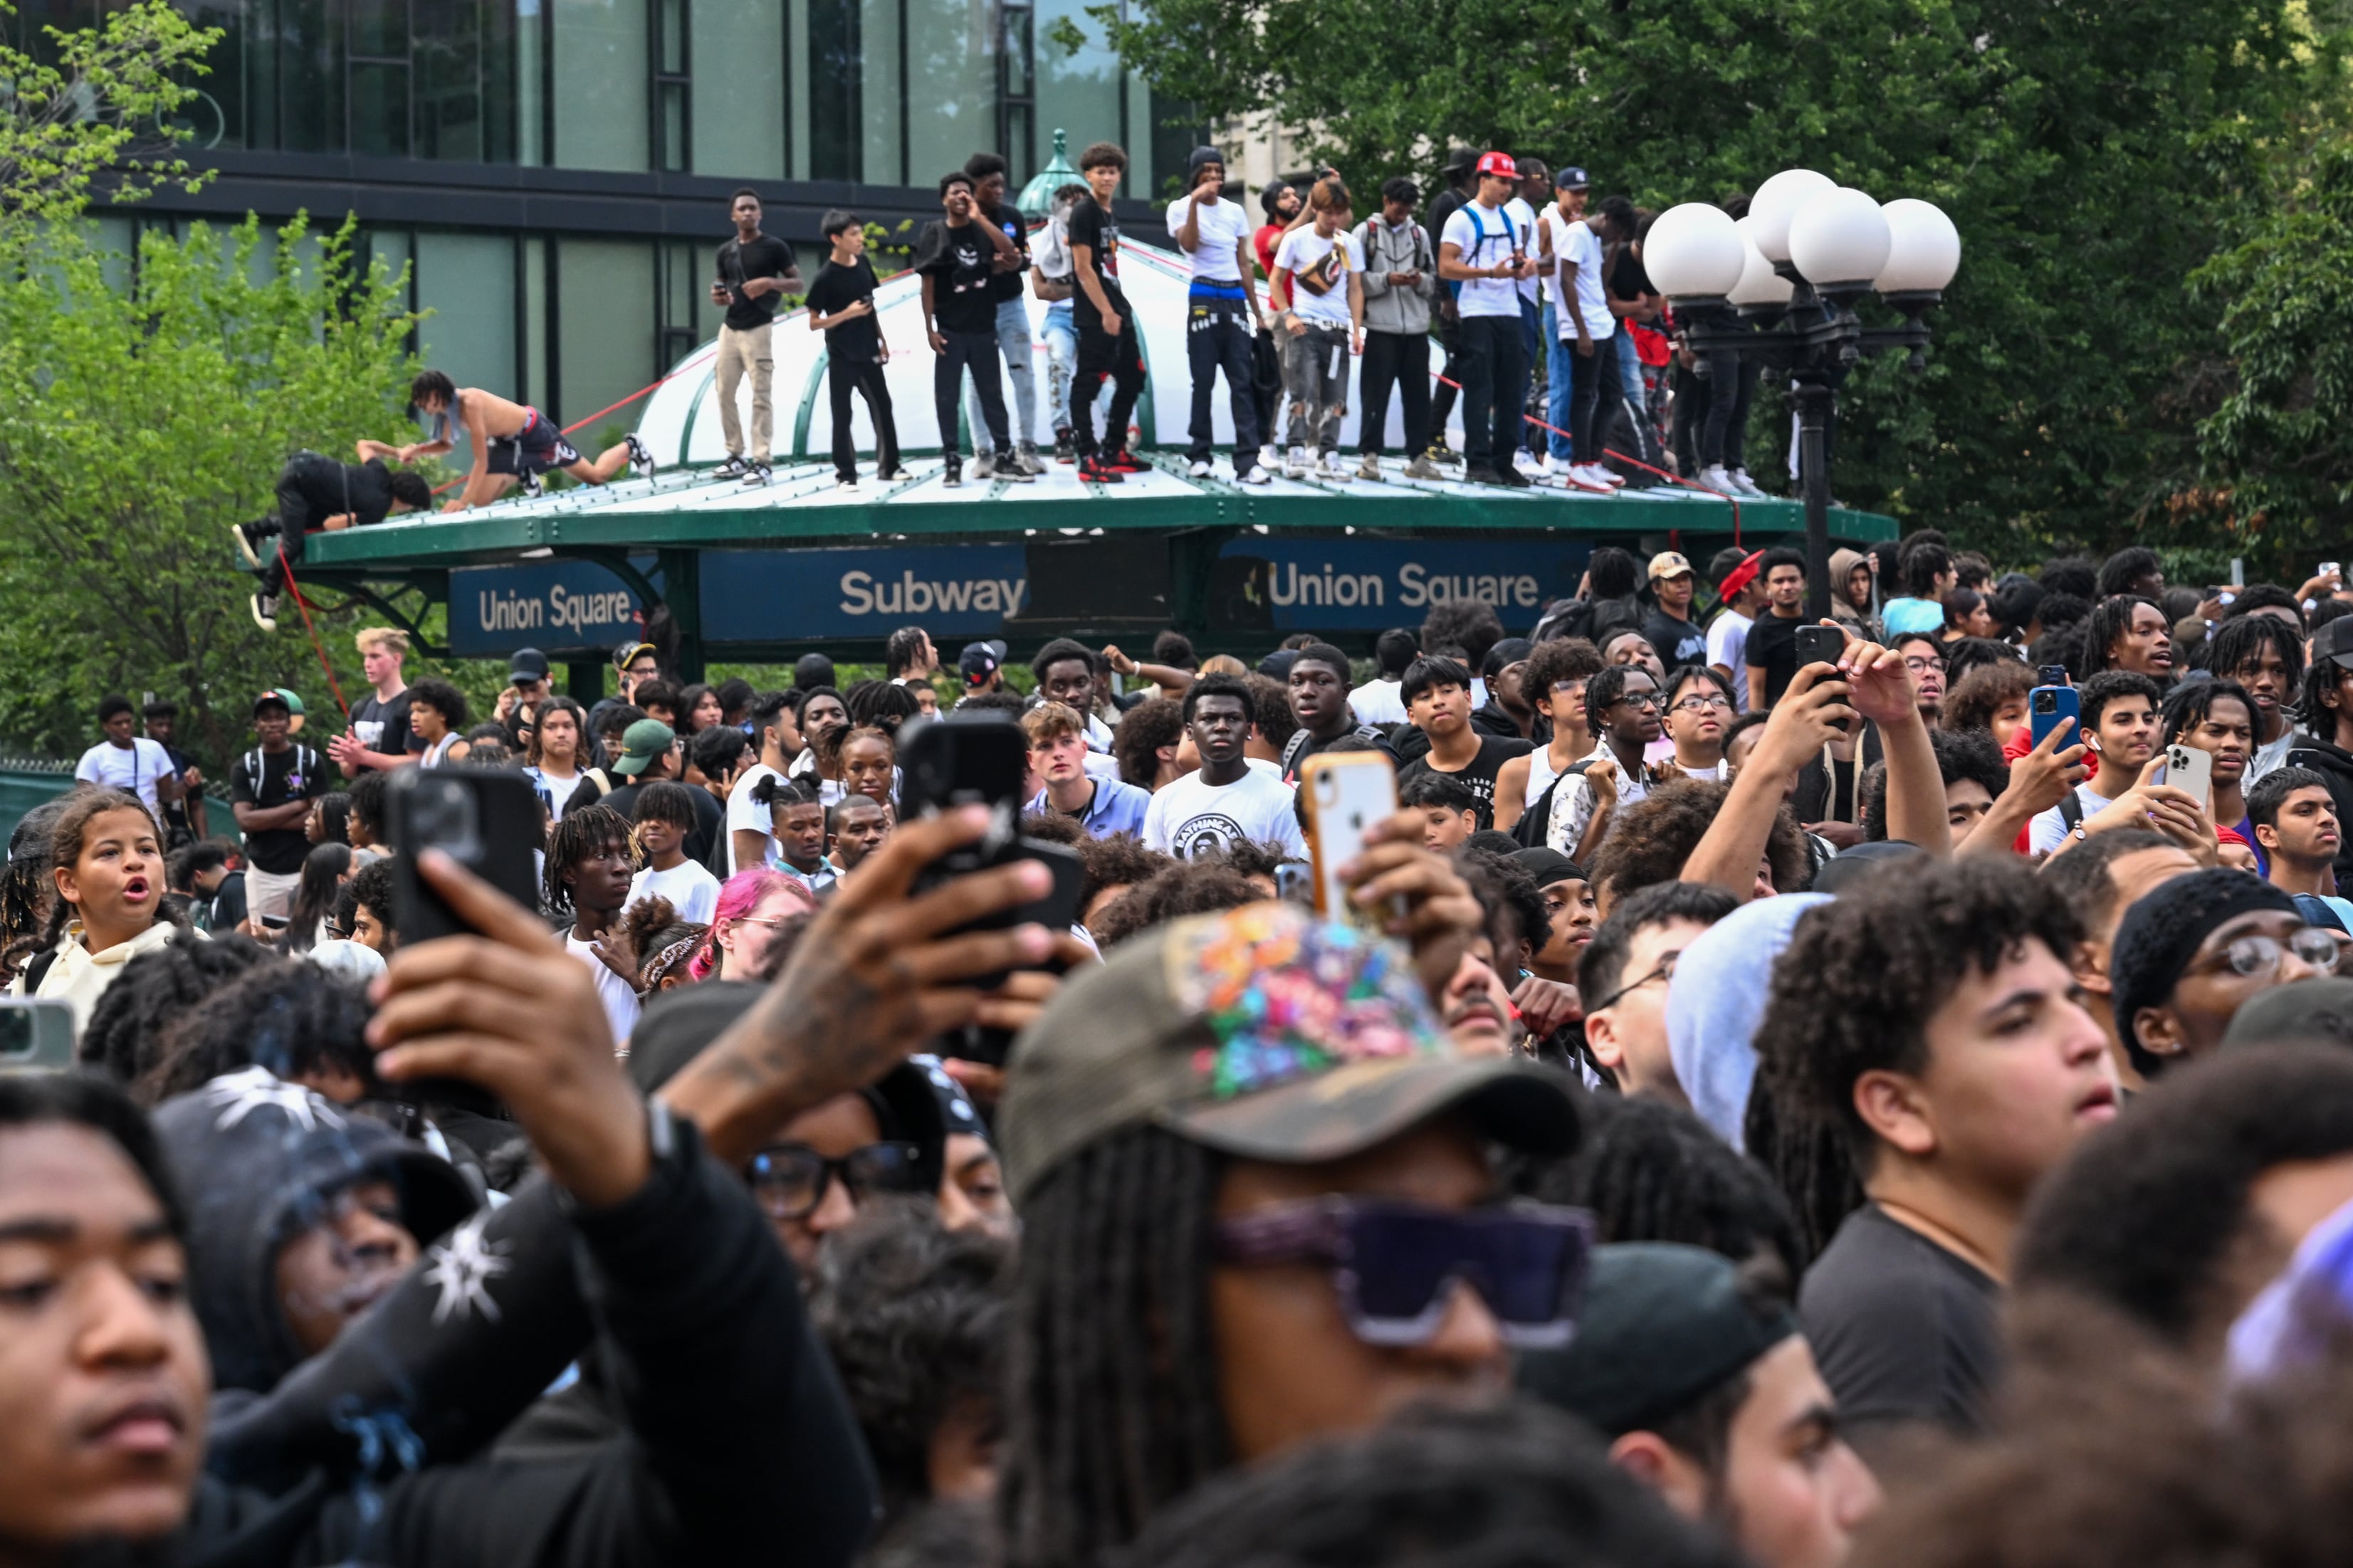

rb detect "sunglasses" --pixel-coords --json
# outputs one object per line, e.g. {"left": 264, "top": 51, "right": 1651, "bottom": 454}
{"left": 747, "top": 1141, "right": 925, "bottom": 1219}
{"left": 1215, "top": 1196, "right": 1593, "bottom": 1349}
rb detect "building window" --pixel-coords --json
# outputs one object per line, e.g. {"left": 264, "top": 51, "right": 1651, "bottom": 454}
{"left": 805, "top": 0, "right": 862, "bottom": 181}
{"left": 650, "top": 0, "right": 688, "bottom": 172}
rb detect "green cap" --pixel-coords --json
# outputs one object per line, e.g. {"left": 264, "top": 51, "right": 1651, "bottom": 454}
{"left": 997, "top": 902, "right": 1581, "bottom": 1206}
{"left": 612, "top": 718, "right": 676, "bottom": 776}
{"left": 1518, "top": 1243, "right": 1798, "bottom": 1436}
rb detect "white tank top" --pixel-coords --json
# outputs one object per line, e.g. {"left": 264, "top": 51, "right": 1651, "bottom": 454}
{"left": 1525, "top": 740, "right": 1592, "bottom": 808}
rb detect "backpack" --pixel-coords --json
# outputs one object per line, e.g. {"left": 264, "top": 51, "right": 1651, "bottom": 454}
{"left": 1280, "top": 723, "right": 1390, "bottom": 784}
{"left": 1443, "top": 203, "right": 1506, "bottom": 302}
{"left": 243, "top": 744, "right": 322, "bottom": 806}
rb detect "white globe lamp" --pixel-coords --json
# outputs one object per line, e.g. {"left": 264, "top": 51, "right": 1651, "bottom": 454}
{"left": 1728, "top": 216, "right": 1793, "bottom": 308}
{"left": 1787, "top": 186, "right": 1891, "bottom": 292}
{"left": 1642, "top": 202, "right": 1746, "bottom": 300}
{"left": 1747, "top": 168, "right": 1836, "bottom": 263}
{"left": 1875, "top": 198, "right": 1961, "bottom": 294}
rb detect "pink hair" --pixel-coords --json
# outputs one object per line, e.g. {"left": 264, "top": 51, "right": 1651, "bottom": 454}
{"left": 687, "top": 868, "right": 815, "bottom": 979}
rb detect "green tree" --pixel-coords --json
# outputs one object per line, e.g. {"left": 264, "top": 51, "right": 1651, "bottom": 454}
{"left": 0, "top": 216, "right": 424, "bottom": 765}
{"left": 1081, "top": 0, "right": 2312, "bottom": 560}
{"left": 0, "top": 0, "right": 219, "bottom": 243}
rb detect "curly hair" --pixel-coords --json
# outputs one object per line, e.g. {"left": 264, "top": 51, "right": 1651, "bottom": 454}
{"left": 1210, "top": 838, "right": 1297, "bottom": 885}
{"left": 1420, "top": 600, "right": 1506, "bottom": 674}
{"left": 849, "top": 678, "right": 923, "bottom": 736}
{"left": 1089, "top": 862, "right": 1261, "bottom": 950}
{"left": 406, "top": 677, "right": 470, "bottom": 732}
{"left": 0, "top": 796, "right": 72, "bottom": 982}
{"left": 1587, "top": 778, "right": 1809, "bottom": 905}
{"left": 135, "top": 959, "right": 379, "bottom": 1107}
{"left": 36, "top": 790, "right": 176, "bottom": 959}
{"left": 1505, "top": 1094, "right": 1805, "bottom": 1283}
{"left": 76, "top": 931, "right": 278, "bottom": 1085}
{"left": 1522, "top": 636, "right": 1604, "bottom": 710}
{"left": 542, "top": 803, "right": 639, "bottom": 915}
{"left": 1017, "top": 810, "right": 1086, "bottom": 848}
{"left": 1860, "top": 727, "right": 2008, "bottom": 843}
{"left": 1941, "top": 658, "right": 2035, "bottom": 737}
{"left": 1458, "top": 848, "right": 1551, "bottom": 959}
{"left": 2095, "top": 547, "right": 2161, "bottom": 599}
{"left": 1244, "top": 674, "right": 1296, "bottom": 752}
{"left": 2015, "top": 1043, "right": 2353, "bottom": 1347}
{"left": 1940, "top": 636, "right": 2018, "bottom": 693}
{"left": 813, "top": 1206, "right": 1014, "bottom": 1528}
{"left": 1075, "top": 834, "right": 1173, "bottom": 917}
{"left": 1113, "top": 698, "right": 1185, "bottom": 787}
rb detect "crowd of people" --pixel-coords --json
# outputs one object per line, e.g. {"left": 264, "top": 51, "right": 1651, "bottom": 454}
{"left": 21, "top": 534, "right": 2353, "bottom": 1567}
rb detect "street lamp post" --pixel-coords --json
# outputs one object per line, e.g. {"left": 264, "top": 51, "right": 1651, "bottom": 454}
{"left": 1644, "top": 174, "right": 1961, "bottom": 620}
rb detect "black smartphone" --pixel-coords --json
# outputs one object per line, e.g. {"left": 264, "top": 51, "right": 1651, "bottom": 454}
{"left": 258, "top": 912, "right": 289, "bottom": 931}
{"left": 387, "top": 767, "right": 545, "bottom": 946}
{"left": 2038, "top": 664, "right": 2070, "bottom": 688}
{"left": 1792, "top": 625, "right": 1852, "bottom": 733}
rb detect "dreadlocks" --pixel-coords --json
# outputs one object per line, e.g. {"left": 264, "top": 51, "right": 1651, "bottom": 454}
{"left": 1001, "top": 1126, "right": 1230, "bottom": 1568}
{"left": 0, "top": 797, "right": 71, "bottom": 983}
{"left": 542, "top": 802, "right": 639, "bottom": 915}
{"left": 75, "top": 931, "right": 278, "bottom": 1085}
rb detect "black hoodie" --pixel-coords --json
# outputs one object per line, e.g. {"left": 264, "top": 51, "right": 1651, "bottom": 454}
{"left": 2288, "top": 735, "right": 2353, "bottom": 885}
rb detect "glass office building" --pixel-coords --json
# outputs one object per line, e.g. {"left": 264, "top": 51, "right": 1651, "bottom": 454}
{"left": 17, "top": 0, "right": 1195, "bottom": 436}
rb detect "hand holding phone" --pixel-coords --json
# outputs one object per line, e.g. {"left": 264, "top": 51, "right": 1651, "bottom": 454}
{"left": 1793, "top": 626, "right": 1850, "bottom": 732}
{"left": 388, "top": 769, "right": 545, "bottom": 946}
{"left": 2163, "top": 743, "right": 2214, "bottom": 813}
{"left": 1303, "top": 754, "right": 1400, "bottom": 925}
{"left": 2029, "top": 681, "right": 2082, "bottom": 754}
{"left": 0, "top": 998, "right": 78, "bottom": 1074}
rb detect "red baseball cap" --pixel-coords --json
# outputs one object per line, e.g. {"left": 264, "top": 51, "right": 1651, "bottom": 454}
{"left": 1475, "top": 151, "right": 1519, "bottom": 179}
{"left": 1717, "top": 549, "right": 1765, "bottom": 600}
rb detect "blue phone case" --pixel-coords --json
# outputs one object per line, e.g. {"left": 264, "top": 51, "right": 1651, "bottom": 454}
{"left": 2028, "top": 685, "right": 2080, "bottom": 752}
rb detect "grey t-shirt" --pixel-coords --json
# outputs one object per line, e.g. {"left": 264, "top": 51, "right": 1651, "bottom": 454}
{"left": 1800, "top": 1202, "right": 2001, "bottom": 1458}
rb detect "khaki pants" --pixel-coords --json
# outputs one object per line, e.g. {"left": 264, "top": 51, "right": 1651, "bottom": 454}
{"left": 716, "top": 321, "right": 774, "bottom": 461}
{"left": 246, "top": 866, "right": 302, "bottom": 922}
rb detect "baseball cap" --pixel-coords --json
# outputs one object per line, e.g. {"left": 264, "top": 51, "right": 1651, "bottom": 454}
{"left": 1518, "top": 1243, "right": 1796, "bottom": 1436}
{"left": 1258, "top": 648, "right": 1301, "bottom": 681}
{"left": 251, "top": 688, "right": 295, "bottom": 718}
{"left": 1716, "top": 549, "right": 1765, "bottom": 599}
{"left": 611, "top": 718, "right": 676, "bottom": 776}
{"left": 509, "top": 647, "right": 551, "bottom": 684}
{"left": 1442, "top": 146, "right": 1479, "bottom": 174}
{"left": 2316, "top": 616, "right": 2353, "bottom": 670}
{"left": 997, "top": 902, "right": 1581, "bottom": 1204}
{"left": 959, "top": 640, "right": 1006, "bottom": 688}
{"left": 1554, "top": 166, "right": 1592, "bottom": 191}
{"left": 1647, "top": 550, "right": 1695, "bottom": 582}
{"left": 612, "top": 639, "right": 656, "bottom": 670}
{"left": 1474, "top": 151, "right": 1519, "bottom": 180}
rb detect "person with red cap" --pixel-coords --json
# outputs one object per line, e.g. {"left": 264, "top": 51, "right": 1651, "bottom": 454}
{"left": 1437, "top": 151, "right": 1538, "bottom": 488}
{"left": 1707, "top": 547, "right": 1768, "bottom": 715}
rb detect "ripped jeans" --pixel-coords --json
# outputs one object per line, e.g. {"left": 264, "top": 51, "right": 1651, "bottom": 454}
{"left": 1279, "top": 321, "right": 1351, "bottom": 453}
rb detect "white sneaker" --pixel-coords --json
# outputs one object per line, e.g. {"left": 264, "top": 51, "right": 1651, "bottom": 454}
{"left": 1567, "top": 464, "right": 1613, "bottom": 493}
{"left": 973, "top": 453, "right": 997, "bottom": 480}
{"left": 1596, "top": 464, "right": 1626, "bottom": 488}
{"left": 1357, "top": 453, "right": 1383, "bottom": 481}
{"left": 1731, "top": 468, "right": 1768, "bottom": 498}
{"left": 1514, "top": 448, "right": 1542, "bottom": 473}
{"left": 1541, "top": 453, "right": 1571, "bottom": 476}
{"left": 1260, "top": 443, "right": 1281, "bottom": 473}
{"left": 1284, "top": 446, "right": 1310, "bottom": 479}
{"left": 1321, "top": 451, "right": 1350, "bottom": 478}
{"left": 1236, "top": 465, "right": 1272, "bottom": 486}
{"left": 1698, "top": 464, "right": 1739, "bottom": 497}
{"left": 835, "top": 477, "right": 859, "bottom": 491}
{"left": 1188, "top": 458, "right": 1212, "bottom": 478}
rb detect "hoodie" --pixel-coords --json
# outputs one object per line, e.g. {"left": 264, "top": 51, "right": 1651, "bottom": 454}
{"left": 152, "top": 1067, "right": 478, "bottom": 1398}
{"left": 2288, "top": 735, "right": 2353, "bottom": 887}
{"left": 1827, "top": 549, "right": 1871, "bottom": 628}
{"left": 1665, "top": 895, "right": 1833, "bottom": 1151}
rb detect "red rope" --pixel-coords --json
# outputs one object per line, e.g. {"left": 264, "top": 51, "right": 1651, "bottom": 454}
{"left": 1432, "top": 370, "right": 1741, "bottom": 540}
{"left": 273, "top": 542, "right": 351, "bottom": 720}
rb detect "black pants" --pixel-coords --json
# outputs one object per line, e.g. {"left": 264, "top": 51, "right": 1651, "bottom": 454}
{"left": 933, "top": 329, "right": 1008, "bottom": 463}
{"left": 1186, "top": 292, "right": 1260, "bottom": 463}
{"left": 258, "top": 454, "right": 344, "bottom": 596}
{"left": 1072, "top": 300, "right": 1146, "bottom": 458}
{"left": 1455, "top": 315, "right": 1527, "bottom": 469}
{"left": 1251, "top": 325, "right": 1282, "bottom": 451}
{"left": 1700, "top": 347, "right": 1757, "bottom": 470}
{"left": 1358, "top": 330, "right": 1431, "bottom": 458}
{"left": 828, "top": 356, "right": 900, "bottom": 483}
{"left": 1568, "top": 331, "right": 1620, "bottom": 465}
{"left": 1430, "top": 309, "right": 1461, "bottom": 447}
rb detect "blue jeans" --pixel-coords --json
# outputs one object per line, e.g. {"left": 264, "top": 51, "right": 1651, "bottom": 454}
{"left": 963, "top": 296, "right": 1039, "bottom": 453}
{"left": 1615, "top": 321, "right": 1645, "bottom": 404}
{"left": 1544, "top": 322, "right": 1576, "bottom": 461}
{"left": 1516, "top": 295, "right": 1541, "bottom": 457}
{"left": 1041, "top": 301, "right": 1076, "bottom": 434}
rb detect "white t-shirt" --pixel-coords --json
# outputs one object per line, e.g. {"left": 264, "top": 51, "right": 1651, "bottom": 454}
{"left": 1707, "top": 611, "right": 1754, "bottom": 715}
{"left": 1273, "top": 227, "right": 1364, "bottom": 328}
{"left": 1442, "top": 200, "right": 1527, "bottom": 318}
{"left": 2028, "top": 781, "right": 2118, "bottom": 856}
{"left": 1143, "top": 769, "right": 1308, "bottom": 861}
{"left": 723, "top": 762, "right": 785, "bottom": 874}
{"left": 2247, "top": 727, "right": 2303, "bottom": 788}
{"left": 1504, "top": 196, "right": 1541, "bottom": 305}
{"left": 628, "top": 859, "right": 720, "bottom": 925}
{"left": 1553, "top": 217, "right": 1614, "bottom": 339}
{"left": 1351, "top": 678, "right": 1408, "bottom": 725}
{"left": 74, "top": 738, "right": 174, "bottom": 820}
{"left": 1166, "top": 194, "right": 1252, "bottom": 284}
{"left": 566, "top": 931, "right": 642, "bottom": 1053}
{"left": 525, "top": 765, "right": 585, "bottom": 822}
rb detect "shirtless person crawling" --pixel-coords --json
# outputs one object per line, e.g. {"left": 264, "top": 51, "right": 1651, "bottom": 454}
{"left": 374, "top": 369, "right": 654, "bottom": 512}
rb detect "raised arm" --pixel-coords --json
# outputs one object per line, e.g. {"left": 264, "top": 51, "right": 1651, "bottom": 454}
{"left": 1682, "top": 663, "right": 1849, "bottom": 900}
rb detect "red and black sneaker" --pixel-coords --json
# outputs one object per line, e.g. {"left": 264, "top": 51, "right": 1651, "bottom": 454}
{"left": 1101, "top": 448, "right": 1150, "bottom": 473}
{"left": 1077, "top": 455, "right": 1128, "bottom": 484}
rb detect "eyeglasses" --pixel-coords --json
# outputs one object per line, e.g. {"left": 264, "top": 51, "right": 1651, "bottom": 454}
{"left": 1903, "top": 656, "right": 1949, "bottom": 675}
{"left": 746, "top": 1141, "right": 926, "bottom": 1219}
{"left": 1671, "top": 694, "right": 1732, "bottom": 714}
{"left": 1215, "top": 1196, "right": 1593, "bottom": 1349}
{"left": 2206, "top": 929, "right": 2341, "bottom": 979}
{"left": 1610, "top": 692, "right": 1661, "bottom": 710}
{"left": 1587, "top": 951, "right": 1680, "bottom": 1011}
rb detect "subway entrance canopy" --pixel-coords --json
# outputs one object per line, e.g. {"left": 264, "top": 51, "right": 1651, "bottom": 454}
{"left": 302, "top": 238, "right": 1898, "bottom": 683}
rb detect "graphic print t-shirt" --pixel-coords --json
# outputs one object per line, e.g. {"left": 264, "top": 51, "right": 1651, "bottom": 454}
{"left": 1142, "top": 769, "right": 1307, "bottom": 861}
{"left": 1274, "top": 227, "right": 1365, "bottom": 328}
{"left": 913, "top": 220, "right": 997, "bottom": 335}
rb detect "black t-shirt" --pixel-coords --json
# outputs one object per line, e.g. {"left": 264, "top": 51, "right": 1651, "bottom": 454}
{"left": 290, "top": 458, "right": 397, "bottom": 529}
{"left": 913, "top": 220, "right": 999, "bottom": 336}
{"left": 1746, "top": 611, "right": 1808, "bottom": 708}
{"left": 1282, "top": 722, "right": 1402, "bottom": 786}
{"left": 231, "top": 742, "right": 330, "bottom": 875}
{"left": 348, "top": 690, "right": 418, "bottom": 769}
{"left": 1398, "top": 734, "right": 1533, "bottom": 831}
{"left": 1642, "top": 607, "right": 1707, "bottom": 671}
{"left": 1425, "top": 188, "right": 1467, "bottom": 273}
{"left": 1067, "top": 199, "right": 1126, "bottom": 315}
{"left": 1610, "top": 244, "right": 1655, "bottom": 305}
{"left": 599, "top": 779, "right": 725, "bottom": 868}
{"left": 716, "top": 233, "right": 797, "bottom": 331}
{"left": 981, "top": 201, "right": 1030, "bottom": 303}
{"left": 1800, "top": 1203, "right": 2001, "bottom": 1458}
{"left": 805, "top": 258, "right": 883, "bottom": 362}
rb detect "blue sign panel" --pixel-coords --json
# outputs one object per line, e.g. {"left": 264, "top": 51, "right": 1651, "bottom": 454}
{"left": 449, "top": 559, "right": 648, "bottom": 656}
{"left": 1210, "top": 537, "right": 1590, "bottom": 632}
{"left": 703, "top": 544, "right": 1032, "bottom": 643}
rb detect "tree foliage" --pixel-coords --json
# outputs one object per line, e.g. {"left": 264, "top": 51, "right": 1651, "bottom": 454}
{"left": 0, "top": 217, "right": 426, "bottom": 764}
{"left": 0, "top": 0, "right": 219, "bottom": 243}
{"left": 1084, "top": 0, "right": 2317, "bottom": 563}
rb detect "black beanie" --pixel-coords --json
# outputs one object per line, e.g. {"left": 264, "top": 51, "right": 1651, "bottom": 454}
{"left": 2108, "top": 868, "right": 2298, "bottom": 1077}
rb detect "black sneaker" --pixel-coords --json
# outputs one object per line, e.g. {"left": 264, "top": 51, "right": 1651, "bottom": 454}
{"left": 250, "top": 591, "right": 278, "bottom": 632}
{"left": 713, "top": 455, "right": 750, "bottom": 480}
{"left": 1427, "top": 441, "right": 1462, "bottom": 466}
{"left": 1463, "top": 464, "right": 1508, "bottom": 486}
{"left": 1053, "top": 430, "right": 1076, "bottom": 464}
{"left": 1497, "top": 464, "right": 1533, "bottom": 488}
{"left": 943, "top": 460, "right": 964, "bottom": 488}
{"left": 516, "top": 473, "right": 545, "bottom": 499}
{"left": 1077, "top": 456, "right": 1127, "bottom": 484}
{"left": 626, "top": 434, "right": 656, "bottom": 478}
{"left": 876, "top": 465, "right": 913, "bottom": 482}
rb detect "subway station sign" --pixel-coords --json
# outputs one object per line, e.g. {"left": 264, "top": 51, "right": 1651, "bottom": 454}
{"left": 448, "top": 559, "right": 650, "bottom": 656}
{"left": 1207, "top": 537, "right": 1590, "bottom": 633}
